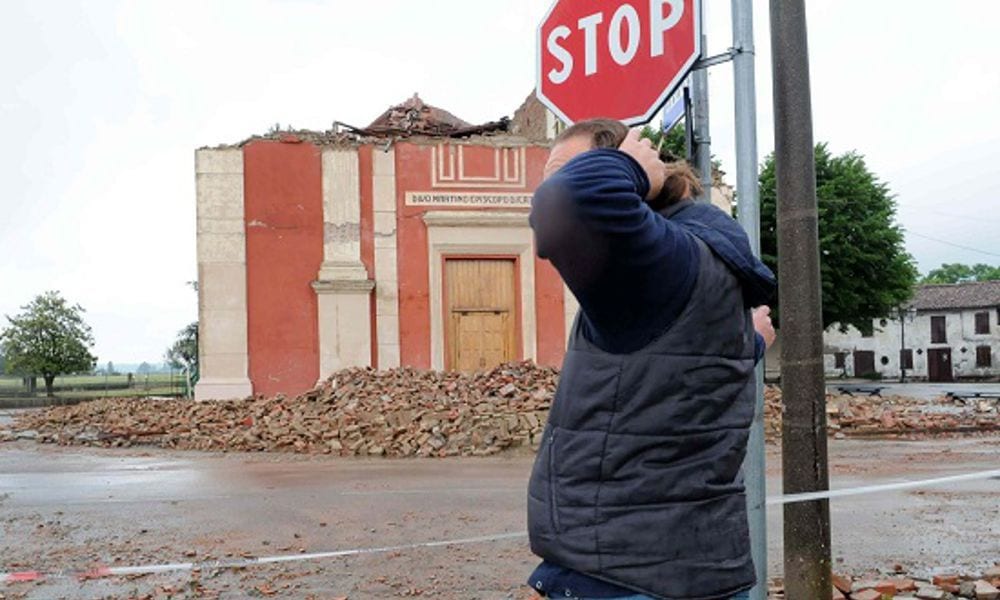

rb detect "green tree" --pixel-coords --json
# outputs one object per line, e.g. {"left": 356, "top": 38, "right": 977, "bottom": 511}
{"left": 137, "top": 361, "right": 152, "bottom": 374}
{"left": 106, "top": 361, "right": 117, "bottom": 375}
{"left": 166, "top": 322, "right": 198, "bottom": 381}
{"left": 642, "top": 123, "right": 727, "bottom": 187}
{"left": 760, "top": 143, "right": 918, "bottom": 333}
{"left": 1, "top": 291, "right": 97, "bottom": 396}
{"left": 922, "top": 263, "right": 1000, "bottom": 284}
{"left": 641, "top": 123, "right": 687, "bottom": 160}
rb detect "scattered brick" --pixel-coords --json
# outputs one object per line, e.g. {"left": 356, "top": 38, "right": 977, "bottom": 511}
{"left": 5, "top": 371, "right": 996, "bottom": 455}
{"left": 832, "top": 573, "right": 853, "bottom": 595}
{"left": 766, "top": 387, "right": 999, "bottom": 442}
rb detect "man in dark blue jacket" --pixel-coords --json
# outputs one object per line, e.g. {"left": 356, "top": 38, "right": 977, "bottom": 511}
{"left": 526, "top": 119, "right": 776, "bottom": 600}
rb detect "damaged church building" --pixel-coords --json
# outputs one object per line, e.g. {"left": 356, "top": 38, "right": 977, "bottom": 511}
{"left": 194, "top": 94, "right": 735, "bottom": 400}
{"left": 194, "top": 95, "right": 565, "bottom": 400}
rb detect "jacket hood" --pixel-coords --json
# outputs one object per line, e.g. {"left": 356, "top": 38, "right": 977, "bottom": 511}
{"left": 664, "top": 200, "right": 777, "bottom": 307}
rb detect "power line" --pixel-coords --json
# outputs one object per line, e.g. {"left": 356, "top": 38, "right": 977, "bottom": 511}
{"left": 907, "top": 231, "right": 1000, "bottom": 258}
{"left": 901, "top": 208, "right": 1000, "bottom": 225}
{"left": 927, "top": 210, "right": 1000, "bottom": 224}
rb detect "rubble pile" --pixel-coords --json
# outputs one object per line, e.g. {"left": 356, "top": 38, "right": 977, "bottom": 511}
{"left": 763, "top": 386, "right": 998, "bottom": 442}
{"left": 4, "top": 362, "right": 556, "bottom": 457}
{"left": 767, "top": 565, "right": 1000, "bottom": 599}
{"left": 4, "top": 365, "right": 997, "bottom": 455}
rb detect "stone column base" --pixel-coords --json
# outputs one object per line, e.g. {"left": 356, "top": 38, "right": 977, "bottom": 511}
{"left": 313, "top": 278, "right": 376, "bottom": 380}
{"left": 195, "top": 378, "right": 254, "bottom": 401}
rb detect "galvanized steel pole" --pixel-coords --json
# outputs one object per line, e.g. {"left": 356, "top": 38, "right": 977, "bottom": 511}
{"left": 769, "top": 1, "right": 832, "bottom": 597}
{"left": 691, "top": 3, "right": 712, "bottom": 204}
{"left": 731, "top": 1, "right": 766, "bottom": 598}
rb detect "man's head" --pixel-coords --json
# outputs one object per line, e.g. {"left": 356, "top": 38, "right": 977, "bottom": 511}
{"left": 543, "top": 119, "right": 628, "bottom": 179}
{"left": 543, "top": 118, "right": 702, "bottom": 210}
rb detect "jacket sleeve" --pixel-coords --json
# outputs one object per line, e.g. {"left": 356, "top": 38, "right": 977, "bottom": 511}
{"left": 530, "top": 149, "right": 700, "bottom": 353}
{"left": 531, "top": 149, "right": 651, "bottom": 255}
{"left": 530, "top": 149, "right": 694, "bottom": 274}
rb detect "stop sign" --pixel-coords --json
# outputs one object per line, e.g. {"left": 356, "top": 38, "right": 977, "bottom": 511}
{"left": 536, "top": 0, "right": 702, "bottom": 126}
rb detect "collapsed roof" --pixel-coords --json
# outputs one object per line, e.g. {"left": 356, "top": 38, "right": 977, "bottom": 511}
{"left": 360, "top": 93, "right": 508, "bottom": 138}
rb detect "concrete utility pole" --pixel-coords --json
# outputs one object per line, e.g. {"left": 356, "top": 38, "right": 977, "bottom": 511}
{"left": 768, "top": 1, "right": 832, "bottom": 597}
{"left": 731, "top": 1, "right": 766, "bottom": 598}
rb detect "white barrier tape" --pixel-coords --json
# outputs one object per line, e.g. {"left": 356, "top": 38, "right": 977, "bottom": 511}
{"left": 0, "top": 532, "right": 529, "bottom": 583}
{"left": 765, "top": 467, "right": 1000, "bottom": 506}
{"left": 4, "top": 468, "right": 999, "bottom": 585}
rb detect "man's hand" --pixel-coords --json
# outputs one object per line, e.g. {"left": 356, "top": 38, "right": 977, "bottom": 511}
{"left": 753, "top": 306, "right": 776, "bottom": 349}
{"left": 618, "top": 128, "right": 665, "bottom": 201}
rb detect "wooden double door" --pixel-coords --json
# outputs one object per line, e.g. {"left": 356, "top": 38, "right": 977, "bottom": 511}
{"left": 445, "top": 258, "right": 518, "bottom": 372}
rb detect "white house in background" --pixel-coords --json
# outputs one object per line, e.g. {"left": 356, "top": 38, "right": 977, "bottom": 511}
{"left": 823, "top": 281, "right": 1000, "bottom": 382}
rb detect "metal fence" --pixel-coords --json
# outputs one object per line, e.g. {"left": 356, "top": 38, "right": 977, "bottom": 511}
{"left": 0, "top": 371, "right": 190, "bottom": 404}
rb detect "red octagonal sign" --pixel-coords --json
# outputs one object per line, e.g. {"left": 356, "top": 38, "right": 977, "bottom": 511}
{"left": 537, "top": 0, "right": 702, "bottom": 126}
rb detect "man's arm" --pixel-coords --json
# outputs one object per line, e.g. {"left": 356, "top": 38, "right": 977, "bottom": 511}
{"left": 530, "top": 149, "right": 699, "bottom": 353}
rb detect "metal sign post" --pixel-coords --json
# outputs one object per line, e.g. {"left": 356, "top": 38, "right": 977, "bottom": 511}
{"left": 690, "top": 4, "right": 712, "bottom": 204}
{"left": 730, "top": 1, "right": 766, "bottom": 598}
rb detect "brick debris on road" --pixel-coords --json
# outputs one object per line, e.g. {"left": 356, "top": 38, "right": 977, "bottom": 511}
{"left": 3, "top": 364, "right": 998, "bottom": 456}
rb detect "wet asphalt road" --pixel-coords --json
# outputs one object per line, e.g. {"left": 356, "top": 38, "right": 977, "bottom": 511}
{"left": 1, "top": 431, "right": 999, "bottom": 599}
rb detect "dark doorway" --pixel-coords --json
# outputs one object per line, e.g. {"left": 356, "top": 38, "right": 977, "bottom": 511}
{"left": 927, "top": 348, "right": 953, "bottom": 382}
{"left": 853, "top": 350, "right": 876, "bottom": 377}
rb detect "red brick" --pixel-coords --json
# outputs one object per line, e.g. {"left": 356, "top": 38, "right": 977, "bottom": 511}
{"left": 873, "top": 580, "right": 898, "bottom": 595}
{"left": 832, "top": 585, "right": 846, "bottom": 600}
{"left": 832, "top": 574, "right": 852, "bottom": 595}
{"left": 853, "top": 590, "right": 884, "bottom": 600}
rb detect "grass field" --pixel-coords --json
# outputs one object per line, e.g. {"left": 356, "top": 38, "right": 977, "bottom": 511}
{"left": 0, "top": 372, "right": 188, "bottom": 400}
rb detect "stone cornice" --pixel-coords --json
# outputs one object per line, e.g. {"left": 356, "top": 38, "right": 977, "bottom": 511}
{"left": 422, "top": 211, "right": 529, "bottom": 228}
{"left": 312, "top": 279, "right": 375, "bottom": 293}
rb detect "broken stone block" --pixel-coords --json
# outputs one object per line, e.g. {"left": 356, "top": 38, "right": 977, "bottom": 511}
{"left": 960, "top": 581, "right": 977, "bottom": 598}
{"left": 974, "top": 580, "right": 1000, "bottom": 600}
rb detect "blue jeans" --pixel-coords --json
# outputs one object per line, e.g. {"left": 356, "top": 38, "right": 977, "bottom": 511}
{"left": 551, "top": 593, "right": 750, "bottom": 600}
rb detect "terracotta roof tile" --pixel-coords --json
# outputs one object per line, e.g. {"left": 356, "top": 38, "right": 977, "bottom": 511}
{"left": 910, "top": 281, "right": 1000, "bottom": 311}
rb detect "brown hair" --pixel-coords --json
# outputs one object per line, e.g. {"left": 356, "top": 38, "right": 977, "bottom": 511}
{"left": 650, "top": 161, "right": 703, "bottom": 211}
{"left": 555, "top": 118, "right": 629, "bottom": 150}
{"left": 555, "top": 118, "right": 702, "bottom": 211}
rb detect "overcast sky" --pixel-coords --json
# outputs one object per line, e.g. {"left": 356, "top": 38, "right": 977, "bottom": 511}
{"left": 2, "top": 0, "right": 998, "bottom": 364}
